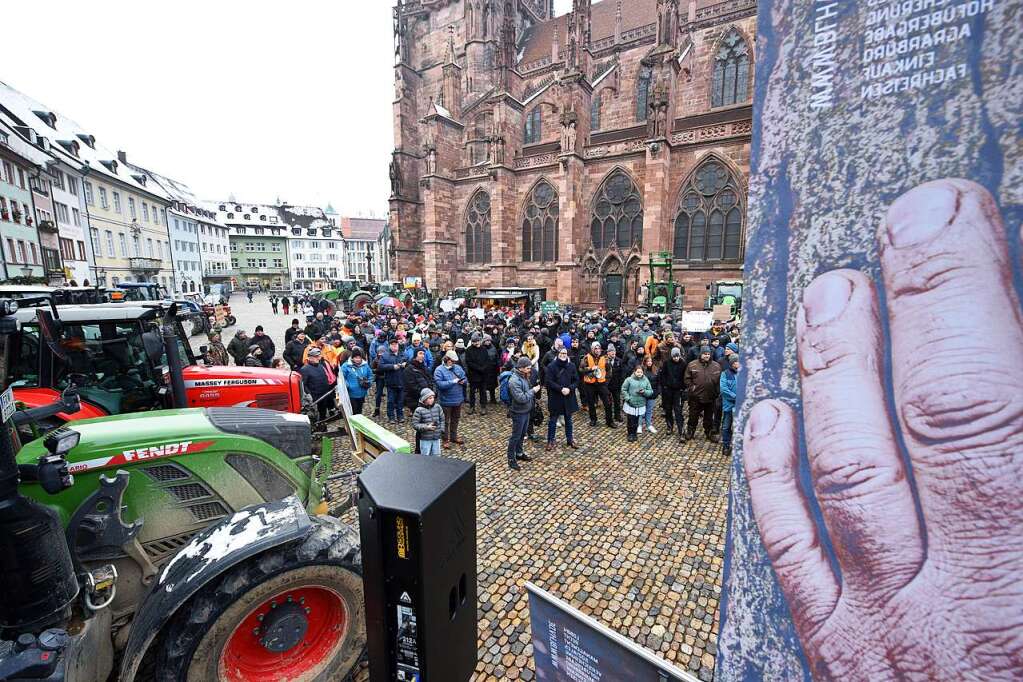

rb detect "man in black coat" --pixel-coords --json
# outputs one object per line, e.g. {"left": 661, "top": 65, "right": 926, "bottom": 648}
{"left": 300, "top": 347, "right": 333, "bottom": 420}
{"left": 284, "top": 331, "right": 310, "bottom": 370}
{"left": 251, "top": 326, "right": 275, "bottom": 368}
{"left": 464, "top": 333, "right": 490, "bottom": 415}
{"left": 544, "top": 348, "right": 581, "bottom": 450}
{"left": 227, "top": 329, "right": 250, "bottom": 366}
{"left": 661, "top": 346, "right": 687, "bottom": 436}
{"left": 284, "top": 319, "right": 302, "bottom": 345}
{"left": 605, "top": 345, "right": 626, "bottom": 425}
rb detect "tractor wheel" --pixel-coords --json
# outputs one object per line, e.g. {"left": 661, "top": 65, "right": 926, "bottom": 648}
{"left": 151, "top": 517, "right": 366, "bottom": 682}
{"left": 225, "top": 315, "right": 237, "bottom": 327}
{"left": 351, "top": 294, "right": 372, "bottom": 311}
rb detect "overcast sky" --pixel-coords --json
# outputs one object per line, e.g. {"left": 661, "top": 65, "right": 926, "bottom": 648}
{"left": 2, "top": 1, "right": 574, "bottom": 217}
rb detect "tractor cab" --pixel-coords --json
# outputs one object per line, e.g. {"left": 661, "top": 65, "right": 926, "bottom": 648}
{"left": 5, "top": 304, "right": 306, "bottom": 424}
{"left": 637, "top": 252, "right": 685, "bottom": 316}
{"left": 705, "top": 280, "right": 744, "bottom": 317}
{"left": 117, "top": 281, "right": 169, "bottom": 302}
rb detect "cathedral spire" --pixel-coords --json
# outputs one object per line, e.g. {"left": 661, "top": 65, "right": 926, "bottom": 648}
{"left": 446, "top": 25, "right": 456, "bottom": 64}
{"left": 615, "top": 0, "right": 623, "bottom": 44}
{"left": 568, "top": 0, "right": 592, "bottom": 75}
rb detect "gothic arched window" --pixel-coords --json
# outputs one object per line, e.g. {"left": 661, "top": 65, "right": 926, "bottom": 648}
{"left": 468, "top": 112, "right": 491, "bottom": 166}
{"left": 524, "top": 107, "right": 542, "bottom": 144}
{"left": 590, "top": 171, "right": 643, "bottom": 251}
{"left": 522, "top": 180, "right": 559, "bottom": 262}
{"left": 465, "top": 190, "right": 492, "bottom": 264}
{"left": 674, "top": 158, "right": 744, "bottom": 262}
{"left": 636, "top": 66, "right": 652, "bottom": 121}
{"left": 591, "top": 91, "right": 602, "bottom": 132}
{"left": 712, "top": 29, "right": 751, "bottom": 108}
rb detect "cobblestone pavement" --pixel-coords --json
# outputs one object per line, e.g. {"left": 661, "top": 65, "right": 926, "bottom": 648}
{"left": 332, "top": 395, "right": 729, "bottom": 682}
{"left": 196, "top": 295, "right": 729, "bottom": 681}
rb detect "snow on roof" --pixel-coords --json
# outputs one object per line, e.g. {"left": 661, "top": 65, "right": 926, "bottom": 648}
{"left": 0, "top": 80, "right": 168, "bottom": 200}
{"left": 0, "top": 115, "right": 55, "bottom": 168}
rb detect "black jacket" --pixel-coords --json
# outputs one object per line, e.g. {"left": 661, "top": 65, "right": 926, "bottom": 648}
{"left": 661, "top": 358, "right": 687, "bottom": 391}
{"left": 464, "top": 345, "right": 490, "bottom": 383}
{"left": 403, "top": 361, "right": 433, "bottom": 409}
{"left": 284, "top": 338, "right": 309, "bottom": 369}
{"left": 300, "top": 362, "right": 332, "bottom": 398}
{"left": 605, "top": 356, "right": 626, "bottom": 391}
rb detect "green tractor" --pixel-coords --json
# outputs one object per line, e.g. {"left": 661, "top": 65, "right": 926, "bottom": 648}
{"left": 0, "top": 300, "right": 369, "bottom": 681}
{"left": 320, "top": 279, "right": 375, "bottom": 315}
{"left": 705, "top": 280, "right": 744, "bottom": 318}
{"left": 636, "top": 252, "right": 685, "bottom": 316}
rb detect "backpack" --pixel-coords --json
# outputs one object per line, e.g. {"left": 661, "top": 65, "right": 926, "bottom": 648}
{"left": 498, "top": 372, "right": 512, "bottom": 406}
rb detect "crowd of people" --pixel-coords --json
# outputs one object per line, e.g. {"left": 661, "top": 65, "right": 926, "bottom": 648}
{"left": 202, "top": 294, "right": 741, "bottom": 471}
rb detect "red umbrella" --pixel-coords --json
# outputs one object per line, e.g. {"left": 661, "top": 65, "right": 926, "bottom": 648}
{"left": 376, "top": 296, "right": 405, "bottom": 309}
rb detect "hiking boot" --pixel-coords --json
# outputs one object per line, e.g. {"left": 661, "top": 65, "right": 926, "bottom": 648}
{"left": 468, "top": 407, "right": 477, "bottom": 415}
{"left": 517, "top": 453, "right": 533, "bottom": 462}
{"left": 568, "top": 442, "right": 581, "bottom": 449}
{"left": 589, "top": 420, "right": 598, "bottom": 427}
{"left": 684, "top": 432, "right": 694, "bottom": 442}
{"left": 480, "top": 408, "right": 488, "bottom": 416}
{"left": 723, "top": 446, "right": 733, "bottom": 458}
{"left": 373, "top": 408, "right": 381, "bottom": 417}
{"left": 508, "top": 460, "right": 521, "bottom": 471}
{"left": 707, "top": 433, "right": 720, "bottom": 443}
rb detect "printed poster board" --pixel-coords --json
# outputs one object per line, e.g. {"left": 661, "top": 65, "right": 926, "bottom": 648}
{"left": 719, "top": 1, "right": 1022, "bottom": 680}
{"left": 526, "top": 583, "right": 696, "bottom": 682}
{"left": 680, "top": 311, "right": 714, "bottom": 332}
{"left": 712, "top": 304, "right": 733, "bottom": 322}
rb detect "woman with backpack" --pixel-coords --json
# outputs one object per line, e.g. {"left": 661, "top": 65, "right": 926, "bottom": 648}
{"left": 544, "top": 347, "right": 581, "bottom": 451}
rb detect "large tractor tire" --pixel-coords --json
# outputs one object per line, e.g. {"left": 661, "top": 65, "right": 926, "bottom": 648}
{"left": 225, "top": 315, "right": 237, "bottom": 327}
{"left": 151, "top": 517, "right": 366, "bottom": 682}
{"left": 351, "top": 293, "right": 372, "bottom": 312}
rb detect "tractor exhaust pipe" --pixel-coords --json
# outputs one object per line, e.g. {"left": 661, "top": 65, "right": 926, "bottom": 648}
{"left": 162, "top": 304, "right": 188, "bottom": 409}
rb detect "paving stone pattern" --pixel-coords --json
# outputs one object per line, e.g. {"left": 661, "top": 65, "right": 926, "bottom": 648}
{"left": 329, "top": 396, "right": 729, "bottom": 682}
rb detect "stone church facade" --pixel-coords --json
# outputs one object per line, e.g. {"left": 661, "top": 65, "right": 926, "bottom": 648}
{"left": 389, "top": 0, "right": 755, "bottom": 309}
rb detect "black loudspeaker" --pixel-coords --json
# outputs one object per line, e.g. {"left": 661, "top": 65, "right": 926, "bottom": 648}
{"left": 358, "top": 453, "right": 477, "bottom": 682}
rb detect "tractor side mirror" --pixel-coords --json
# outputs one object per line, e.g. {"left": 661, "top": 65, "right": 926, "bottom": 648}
{"left": 199, "top": 345, "right": 209, "bottom": 356}
{"left": 706, "top": 284, "right": 711, "bottom": 290}
{"left": 36, "top": 309, "right": 68, "bottom": 363}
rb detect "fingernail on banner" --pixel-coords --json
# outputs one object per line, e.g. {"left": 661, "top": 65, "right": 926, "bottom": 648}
{"left": 720, "top": 0, "right": 1021, "bottom": 680}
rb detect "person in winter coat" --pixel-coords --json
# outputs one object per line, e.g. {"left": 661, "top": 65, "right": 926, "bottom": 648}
{"left": 281, "top": 296, "right": 290, "bottom": 316}
{"left": 660, "top": 347, "right": 687, "bottom": 437}
{"left": 204, "top": 332, "right": 230, "bottom": 366}
{"left": 685, "top": 346, "right": 721, "bottom": 442}
{"left": 402, "top": 348, "right": 434, "bottom": 414}
{"left": 483, "top": 335, "right": 499, "bottom": 404}
{"left": 434, "top": 351, "right": 467, "bottom": 445}
{"left": 621, "top": 364, "right": 655, "bottom": 442}
{"left": 251, "top": 326, "right": 275, "bottom": 368}
{"left": 300, "top": 347, "right": 333, "bottom": 420}
{"left": 244, "top": 345, "right": 264, "bottom": 367}
{"left": 227, "top": 330, "right": 250, "bottom": 366}
{"left": 640, "top": 355, "right": 660, "bottom": 433}
{"left": 284, "top": 319, "right": 302, "bottom": 345}
{"left": 284, "top": 331, "right": 309, "bottom": 370}
{"left": 544, "top": 347, "right": 581, "bottom": 450}
{"left": 605, "top": 345, "right": 626, "bottom": 425}
{"left": 464, "top": 333, "right": 491, "bottom": 415}
{"left": 412, "top": 388, "right": 445, "bottom": 456}
{"left": 341, "top": 349, "right": 374, "bottom": 415}
{"left": 720, "top": 354, "right": 739, "bottom": 458}
{"left": 379, "top": 339, "right": 407, "bottom": 423}
{"left": 403, "top": 334, "right": 434, "bottom": 371}
{"left": 269, "top": 294, "right": 279, "bottom": 314}
{"left": 507, "top": 357, "right": 540, "bottom": 470}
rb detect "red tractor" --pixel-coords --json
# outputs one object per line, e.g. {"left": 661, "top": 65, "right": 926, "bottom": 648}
{"left": 7, "top": 302, "right": 309, "bottom": 428}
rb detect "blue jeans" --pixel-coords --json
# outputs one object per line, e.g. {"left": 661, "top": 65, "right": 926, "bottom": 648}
{"left": 420, "top": 439, "right": 442, "bottom": 456}
{"left": 508, "top": 411, "right": 530, "bottom": 463}
{"left": 547, "top": 411, "right": 574, "bottom": 445}
{"left": 644, "top": 398, "right": 657, "bottom": 427}
{"left": 722, "top": 410, "right": 735, "bottom": 448}
{"left": 386, "top": 386, "right": 404, "bottom": 420}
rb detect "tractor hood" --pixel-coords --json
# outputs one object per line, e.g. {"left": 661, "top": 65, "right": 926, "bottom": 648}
{"left": 182, "top": 364, "right": 292, "bottom": 388}
{"left": 18, "top": 409, "right": 223, "bottom": 473}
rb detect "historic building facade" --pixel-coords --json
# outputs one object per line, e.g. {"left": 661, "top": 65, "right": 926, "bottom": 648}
{"left": 389, "top": 0, "right": 754, "bottom": 308}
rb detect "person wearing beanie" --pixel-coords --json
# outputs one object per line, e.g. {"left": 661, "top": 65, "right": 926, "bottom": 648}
{"left": 684, "top": 344, "right": 721, "bottom": 442}
{"left": 379, "top": 338, "right": 408, "bottom": 423}
{"left": 465, "top": 332, "right": 491, "bottom": 415}
{"left": 412, "top": 388, "right": 445, "bottom": 456}
{"left": 506, "top": 356, "right": 541, "bottom": 470}
{"left": 284, "top": 318, "right": 302, "bottom": 344}
{"left": 720, "top": 353, "right": 740, "bottom": 458}
{"left": 244, "top": 344, "right": 264, "bottom": 367}
{"left": 341, "top": 346, "right": 374, "bottom": 415}
{"left": 300, "top": 346, "right": 334, "bottom": 421}
{"left": 605, "top": 344, "right": 626, "bottom": 425}
{"left": 433, "top": 350, "right": 467, "bottom": 445}
{"left": 661, "top": 345, "right": 688, "bottom": 438}
{"left": 404, "top": 331, "right": 433, "bottom": 371}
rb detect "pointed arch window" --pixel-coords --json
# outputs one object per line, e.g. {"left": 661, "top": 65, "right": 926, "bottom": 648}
{"left": 636, "top": 65, "right": 653, "bottom": 121}
{"left": 524, "top": 107, "right": 542, "bottom": 145}
{"left": 522, "top": 180, "right": 559, "bottom": 262}
{"left": 674, "top": 158, "right": 744, "bottom": 262}
{"left": 591, "top": 171, "right": 643, "bottom": 252}
{"left": 465, "top": 191, "right": 492, "bottom": 264}
{"left": 712, "top": 29, "right": 751, "bottom": 108}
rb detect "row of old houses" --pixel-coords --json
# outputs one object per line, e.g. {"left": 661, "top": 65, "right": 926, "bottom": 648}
{"left": 0, "top": 80, "right": 389, "bottom": 295}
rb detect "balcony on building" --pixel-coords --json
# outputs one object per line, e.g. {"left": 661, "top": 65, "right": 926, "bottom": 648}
{"left": 129, "top": 257, "right": 162, "bottom": 274}
{"left": 37, "top": 219, "right": 58, "bottom": 234}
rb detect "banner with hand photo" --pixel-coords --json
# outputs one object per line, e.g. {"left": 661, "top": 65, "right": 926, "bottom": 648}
{"left": 719, "top": 1, "right": 1022, "bottom": 679}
